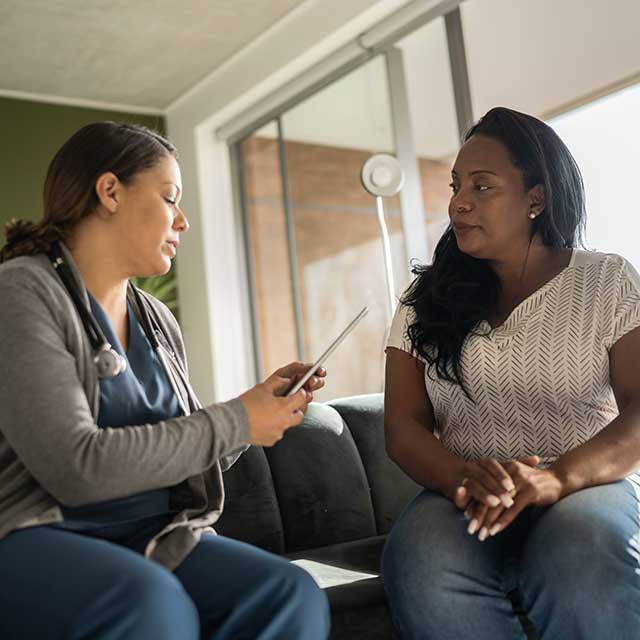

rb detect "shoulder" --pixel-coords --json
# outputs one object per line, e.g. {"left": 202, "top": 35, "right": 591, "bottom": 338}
{"left": 0, "top": 254, "right": 80, "bottom": 342}
{"left": 0, "top": 253, "right": 55, "bottom": 288}
{"left": 0, "top": 253, "right": 69, "bottom": 310}
{"left": 572, "top": 249, "right": 640, "bottom": 291}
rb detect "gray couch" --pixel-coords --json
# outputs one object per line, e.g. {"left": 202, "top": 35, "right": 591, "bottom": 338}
{"left": 216, "top": 393, "right": 537, "bottom": 639}
{"left": 215, "top": 393, "right": 420, "bottom": 639}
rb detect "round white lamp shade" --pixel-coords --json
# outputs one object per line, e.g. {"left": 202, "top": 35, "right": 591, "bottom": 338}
{"left": 360, "top": 154, "right": 404, "bottom": 198}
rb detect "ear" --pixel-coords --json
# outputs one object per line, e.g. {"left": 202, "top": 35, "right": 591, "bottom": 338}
{"left": 527, "top": 184, "right": 545, "bottom": 219}
{"left": 94, "top": 172, "right": 121, "bottom": 216}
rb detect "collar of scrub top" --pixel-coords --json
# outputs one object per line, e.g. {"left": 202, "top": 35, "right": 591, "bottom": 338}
{"left": 127, "top": 282, "right": 200, "bottom": 416}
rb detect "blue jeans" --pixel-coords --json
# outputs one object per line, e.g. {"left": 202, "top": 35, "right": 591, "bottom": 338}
{"left": 382, "top": 478, "right": 640, "bottom": 639}
{"left": 0, "top": 516, "right": 330, "bottom": 639}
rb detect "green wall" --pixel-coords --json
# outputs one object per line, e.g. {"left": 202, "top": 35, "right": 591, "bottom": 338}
{"left": 0, "top": 96, "right": 165, "bottom": 229}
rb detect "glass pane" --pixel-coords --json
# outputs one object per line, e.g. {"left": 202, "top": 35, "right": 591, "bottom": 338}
{"left": 549, "top": 83, "right": 640, "bottom": 270}
{"left": 396, "top": 16, "right": 461, "bottom": 258}
{"left": 281, "top": 56, "right": 403, "bottom": 399}
{"left": 240, "top": 121, "right": 298, "bottom": 380}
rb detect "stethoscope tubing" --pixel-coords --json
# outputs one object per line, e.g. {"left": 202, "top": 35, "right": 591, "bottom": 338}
{"left": 155, "top": 344, "right": 191, "bottom": 417}
{"left": 48, "top": 242, "right": 195, "bottom": 417}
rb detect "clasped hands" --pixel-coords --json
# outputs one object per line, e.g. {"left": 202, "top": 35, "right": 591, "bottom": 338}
{"left": 452, "top": 456, "right": 565, "bottom": 541}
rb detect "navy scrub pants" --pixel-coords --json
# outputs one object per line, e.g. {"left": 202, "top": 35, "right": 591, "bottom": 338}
{"left": 0, "top": 516, "right": 330, "bottom": 639}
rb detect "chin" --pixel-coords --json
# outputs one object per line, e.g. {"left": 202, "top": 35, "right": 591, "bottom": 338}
{"left": 454, "top": 237, "right": 481, "bottom": 258}
{"left": 136, "top": 258, "right": 171, "bottom": 279}
{"left": 154, "top": 260, "right": 172, "bottom": 276}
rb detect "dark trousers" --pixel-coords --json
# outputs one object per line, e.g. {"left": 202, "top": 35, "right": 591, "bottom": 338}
{"left": 0, "top": 516, "right": 330, "bottom": 639}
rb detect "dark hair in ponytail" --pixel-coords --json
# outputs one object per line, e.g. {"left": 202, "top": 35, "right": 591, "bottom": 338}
{"left": 402, "top": 106, "right": 586, "bottom": 396}
{"left": 1, "top": 122, "right": 176, "bottom": 263}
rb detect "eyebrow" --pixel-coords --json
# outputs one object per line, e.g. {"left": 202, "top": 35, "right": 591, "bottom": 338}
{"left": 451, "top": 169, "right": 498, "bottom": 177}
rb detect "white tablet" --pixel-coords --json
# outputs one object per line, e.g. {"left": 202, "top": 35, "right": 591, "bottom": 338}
{"left": 286, "top": 306, "right": 369, "bottom": 397}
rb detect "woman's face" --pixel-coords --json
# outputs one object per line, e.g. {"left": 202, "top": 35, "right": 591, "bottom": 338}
{"left": 448, "top": 134, "right": 542, "bottom": 261}
{"left": 113, "top": 154, "right": 188, "bottom": 277}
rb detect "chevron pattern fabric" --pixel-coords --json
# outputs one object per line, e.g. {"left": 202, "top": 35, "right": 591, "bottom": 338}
{"left": 387, "top": 250, "right": 640, "bottom": 467}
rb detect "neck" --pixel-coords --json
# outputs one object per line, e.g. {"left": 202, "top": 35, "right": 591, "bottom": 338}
{"left": 489, "top": 237, "right": 557, "bottom": 294}
{"left": 65, "top": 222, "right": 129, "bottom": 316}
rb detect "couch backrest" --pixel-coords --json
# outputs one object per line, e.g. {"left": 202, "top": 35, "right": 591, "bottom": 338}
{"left": 215, "top": 393, "right": 421, "bottom": 554}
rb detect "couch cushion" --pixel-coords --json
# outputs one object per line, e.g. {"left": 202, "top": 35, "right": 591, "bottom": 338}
{"left": 330, "top": 394, "right": 421, "bottom": 535}
{"left": 215, "top": 445, "right": 285, "bottom": 554}
{"left": 266, "top": 402, "right": 377, "bottom": 552}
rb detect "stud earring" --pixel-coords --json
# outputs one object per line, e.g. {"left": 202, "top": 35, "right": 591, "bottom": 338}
{"left": 528, "top": 212, "right": 536, "bottom": 219}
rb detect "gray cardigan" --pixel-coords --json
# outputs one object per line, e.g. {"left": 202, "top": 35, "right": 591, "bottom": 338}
{"left": 0, "top": 244, "right": 250, "bottom": 569}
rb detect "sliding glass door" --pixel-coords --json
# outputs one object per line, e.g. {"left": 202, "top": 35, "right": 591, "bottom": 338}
{"left": 238, "top": 57, "right": 406, "bottom": 398}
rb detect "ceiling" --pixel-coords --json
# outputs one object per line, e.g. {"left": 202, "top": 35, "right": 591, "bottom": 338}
{"left": 0, "top": 0, "right": 307, "bottom": 110}
{"left": 2, "top": 0, "right": 639, "bottom": 158}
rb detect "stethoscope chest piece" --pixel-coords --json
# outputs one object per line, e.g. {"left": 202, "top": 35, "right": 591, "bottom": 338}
{"left": 94, "top": 344, "right": 128, "bottom": 379}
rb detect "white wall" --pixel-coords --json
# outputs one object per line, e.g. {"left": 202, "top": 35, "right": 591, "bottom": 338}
{"left": 463, "top": 0, "right": 640, "bottom": 121}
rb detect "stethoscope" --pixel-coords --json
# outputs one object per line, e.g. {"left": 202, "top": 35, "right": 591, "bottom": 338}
{"left": 48, "top": 241, "right": 195, "bottom": 416}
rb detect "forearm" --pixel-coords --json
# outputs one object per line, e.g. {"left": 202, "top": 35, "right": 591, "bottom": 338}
{"left": 550, "top": 398, "right": 640, "bottom": 497}
{"left": 2, "top": 398, "right": 250, "bottom": 507}
{"left": 385, "top": 418, "right": 465, "bottom": 499}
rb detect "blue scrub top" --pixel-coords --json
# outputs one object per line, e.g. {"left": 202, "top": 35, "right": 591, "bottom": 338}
{"left": 59, "top": 292, "right": 182, "bottom": 528}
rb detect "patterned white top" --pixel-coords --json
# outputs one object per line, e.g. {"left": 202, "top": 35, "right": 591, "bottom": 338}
{"left": 387, "top": 250, "right": 640, "bottom": 466}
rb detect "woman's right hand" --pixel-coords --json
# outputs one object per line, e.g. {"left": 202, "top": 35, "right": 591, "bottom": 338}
{"left": 452, "top": 455, "right": 541, "bottom": 540}
{"left": 239, "top": 372, "right": 311, "bottom": 447}
{"left": 452, "top": 458, "right": 518, "bottom": 511}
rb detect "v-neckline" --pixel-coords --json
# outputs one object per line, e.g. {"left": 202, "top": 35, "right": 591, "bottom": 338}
{"left": 480, "top": 248, "right": 576, "bottom": 334}
{"left": 88, "top": 293, "right": 134, "bottom": 356}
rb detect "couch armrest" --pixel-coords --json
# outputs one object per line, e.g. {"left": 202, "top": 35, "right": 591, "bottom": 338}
{"left": 266, "top": 402, "right": 377, "bottom": 552}
{"left": 330, "top": 394, "right": 421, "bottom": 534}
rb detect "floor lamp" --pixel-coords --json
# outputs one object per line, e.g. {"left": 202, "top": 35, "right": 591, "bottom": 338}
{"left": 360, "top": 154, "right": 405, "bottom": 322}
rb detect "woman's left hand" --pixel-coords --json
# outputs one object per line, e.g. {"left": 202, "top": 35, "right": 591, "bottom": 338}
{"left": 461, "top": 459, "right": 566, "bottom": 541}
{"left": 273, "top": 362, "right": 327, "bottom": 396}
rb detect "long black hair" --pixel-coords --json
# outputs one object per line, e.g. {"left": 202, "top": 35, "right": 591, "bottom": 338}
{"left": 402, "top": 106, "right": 586, "bottom": 395}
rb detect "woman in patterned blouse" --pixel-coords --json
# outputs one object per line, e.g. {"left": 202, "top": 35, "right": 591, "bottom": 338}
{"left": 382, "top": 106, "right": 640, "bottom": 639}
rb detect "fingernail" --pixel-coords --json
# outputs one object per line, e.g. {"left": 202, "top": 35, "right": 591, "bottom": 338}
{"left": 467, "top": 519, "right": 478, "bottom": 535}
{"left": 489, "top": 523, "right": 502, "bottom": 536}
{"left": 463, "top": 509, "right": 471, "bottom": 519}
{"left": 502, "top": 479, "right": 515, "bottom": 491}
{"left": 501, "top": 496, "right": 514, "bottom": 508}
{"left": 478, "top": 527, "right": 488, "bottom": 542}
{"left": 487, "top": 495, "right": 500, "bottom": 507}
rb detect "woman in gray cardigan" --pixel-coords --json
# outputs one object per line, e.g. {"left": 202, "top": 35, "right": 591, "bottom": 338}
{"left": 0, "top": 122, "right": 330, "bottom": 640}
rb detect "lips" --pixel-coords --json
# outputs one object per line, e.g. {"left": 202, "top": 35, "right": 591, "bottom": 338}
{"left": 452, "top": 222, "right": 477, "bottom": 232}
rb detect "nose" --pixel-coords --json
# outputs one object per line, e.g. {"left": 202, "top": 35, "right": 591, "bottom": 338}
{"left": 449, "top": 190, "right": 473, "bottom": 216}
{"left": 174, "top": 207, "right": 190, "bottom": 233}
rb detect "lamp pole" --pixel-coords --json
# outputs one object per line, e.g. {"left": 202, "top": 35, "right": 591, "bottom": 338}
{"left": 361, "top": 154, "right": 405, "bottom": 322}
